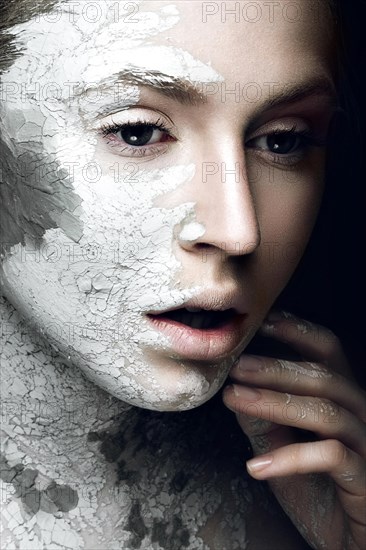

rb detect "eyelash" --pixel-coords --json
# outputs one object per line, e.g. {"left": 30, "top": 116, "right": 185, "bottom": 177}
{"left": 101, "top": 118, "right": 326, "bottom": 165}
{"left": 101, "top": 117, "right": 174, "bottom": 157}
{"left": 246, "top": 126, "right": 326, "bottom": 167}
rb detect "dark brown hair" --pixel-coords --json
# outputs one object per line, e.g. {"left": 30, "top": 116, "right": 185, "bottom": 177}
{"left": 0, "top": 0, "right": 61, "bottom": 73}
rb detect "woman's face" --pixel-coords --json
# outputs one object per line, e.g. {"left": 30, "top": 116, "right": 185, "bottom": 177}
{"left": 0, "top": 0, "right": 336, "bottom": 410}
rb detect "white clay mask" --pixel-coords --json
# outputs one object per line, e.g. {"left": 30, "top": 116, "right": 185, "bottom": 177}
{"left": 0, "top": 1, "right": 237, "bottom": 412}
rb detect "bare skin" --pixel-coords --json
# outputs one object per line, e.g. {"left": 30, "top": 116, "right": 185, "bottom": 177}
{"left": 1, "top": 295, "right": 311, "bottom": 550}
{"left": 1, "top": 1, "right": 365, "bottom": 549}
{"left": 224, "top": 313, "right": 366, "bottom": 549}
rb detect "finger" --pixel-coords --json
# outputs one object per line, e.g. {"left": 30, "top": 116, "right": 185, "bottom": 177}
{"left": 231, "top": 400, "right": 366, "bottom": 549}
{"left": 260, "top": 311, "right": 352, "bottom": 376}
{"left": 223, "top": 384, "right": 366, "bottom": 458}
{"left": 246, "top": 439, "right": 364, "bottom": 492}
{"left": 229, "top": 354, "right": 366, "bottom": 423}
{"left": 225, "top": 391, "right": 366, "bottom": 548}
{"left": 246, "top": 440, "right": 366, "bottom": 544}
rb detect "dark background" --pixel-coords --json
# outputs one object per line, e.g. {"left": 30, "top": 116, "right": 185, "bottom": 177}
{"left": 250, "top": 0, "right": 366, "bottom": 385}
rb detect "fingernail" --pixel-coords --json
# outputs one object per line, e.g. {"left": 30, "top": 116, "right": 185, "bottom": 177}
{"left": 232, "top": 384, "right": 261, "bottom": 401}
{"left": 247, "top": 455, "right": 273, "bottom": 473}
{"left": 238, "top": 355, "right": 262, "bottom": 372}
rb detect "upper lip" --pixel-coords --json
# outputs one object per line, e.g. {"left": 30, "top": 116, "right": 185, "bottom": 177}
{"left": 147, "top": 288, "right": 249, "bottom": 316}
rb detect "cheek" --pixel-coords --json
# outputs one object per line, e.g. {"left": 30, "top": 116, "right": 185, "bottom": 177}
{"left": 0, "top": 138, "right": 84, "bottom": 256}
{"left": 0, "top": 154, "right": 199, "bottom": 348}
{"left": 262, "top": 181, "right": 322, "bottom": 244}
{"left": 250, "top": 156, "right": 325, "bottom": 291}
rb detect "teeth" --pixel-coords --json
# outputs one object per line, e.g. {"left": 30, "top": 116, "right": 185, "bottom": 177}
{"left": 185, "top": 307, "right": 203, "bottom": 313}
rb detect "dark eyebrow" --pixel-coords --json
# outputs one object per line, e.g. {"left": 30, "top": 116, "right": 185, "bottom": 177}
{"left": 115, "top": 70, "right": 337, "bottom": 110}
{"left": 258, "top": 78, "right": 339, "bottom": 113}
{"left": 113, "top": 68, "right": 207, "bottom": 106}
{"left": 72, "top": 67, "right": 206, "bottom": 107}
{"left": 77, "top": 68, "right": 338, "bottom": 115}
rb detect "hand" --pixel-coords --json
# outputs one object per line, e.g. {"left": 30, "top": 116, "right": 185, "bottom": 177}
{"left": 223, "top": 311, "right": 366, "bottom": 550}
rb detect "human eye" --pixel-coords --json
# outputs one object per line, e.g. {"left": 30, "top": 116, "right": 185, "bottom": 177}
{"left": 100, "top": 111, "right": 176, "bottom": 158}
{"left": 245, "top": 119, "right": 327, "bottom": 167}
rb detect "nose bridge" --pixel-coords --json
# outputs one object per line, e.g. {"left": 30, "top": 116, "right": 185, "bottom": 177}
{"left": 190, "top": 138, "right": 261, "bottom": 255}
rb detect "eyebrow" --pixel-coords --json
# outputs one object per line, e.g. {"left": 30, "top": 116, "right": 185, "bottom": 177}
{"left": 107, "top": 68, "right": 207, "bottom": 106}
{"left": 257, "top": 79, "right": 339, "bottom": 113}
{"left": 73, "top": 68, "right": 206, "bottom": 109}
{"left": 78, "top": 67, "right": 338, "bottom": 113}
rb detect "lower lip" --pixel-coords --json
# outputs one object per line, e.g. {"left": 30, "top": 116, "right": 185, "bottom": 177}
{"left": 146, "top": 313, "right": 248, "bottom": 361}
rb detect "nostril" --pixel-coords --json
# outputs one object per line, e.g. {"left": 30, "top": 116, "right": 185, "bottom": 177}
{"left": 195, "top": 243, "right": 212, "bottom": 249}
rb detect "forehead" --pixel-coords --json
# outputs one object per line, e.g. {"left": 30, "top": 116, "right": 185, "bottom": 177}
{"left": 3, "top": 0, "right": 334, "bottom": 85}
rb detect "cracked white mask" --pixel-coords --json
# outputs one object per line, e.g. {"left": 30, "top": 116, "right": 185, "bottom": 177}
{"left": 0, "top": 0, "right": 336, "bottom": 412}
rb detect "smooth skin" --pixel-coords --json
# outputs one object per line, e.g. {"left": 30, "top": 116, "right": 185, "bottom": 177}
{"left": 224, "top": 312, "right": 366, "bottom": 549}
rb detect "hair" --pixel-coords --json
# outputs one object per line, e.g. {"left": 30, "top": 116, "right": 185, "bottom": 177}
{"left": 274, "top": 1, "right": 366, "bottom": 384}
{"left": 0, "top": 0, "right": 61, "bottom": 73}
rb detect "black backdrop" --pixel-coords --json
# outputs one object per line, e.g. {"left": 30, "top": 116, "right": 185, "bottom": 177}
{"left": 248, "top": 0, "right": 366, "bottom": 385}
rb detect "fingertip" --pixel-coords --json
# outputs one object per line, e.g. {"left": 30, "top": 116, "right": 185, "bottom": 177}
{"left": 246, "top": 455, "right": 273, "bottom": 478}
{"left": 264, "top": 310, "right": 285, "bottom": 323}
{"left": 259, "top": 321, "right": 277, "bottom": 335}
{"left": 261, "top": 310, "right": 296, "bottom": 333}
{"left": 266, "top": 310, "right": 295, "bottom": 322}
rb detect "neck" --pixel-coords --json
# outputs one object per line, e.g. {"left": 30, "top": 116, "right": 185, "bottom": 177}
{"left": 0, "top": 294, "right": 136, "bottom": 504}
{"left": 0, "top": 294, "right": 256, "bottom": 549}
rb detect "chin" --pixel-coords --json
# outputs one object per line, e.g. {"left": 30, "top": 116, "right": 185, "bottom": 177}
{"left": 121, "top": 386, "right": 220, "bottom": 412}
{"left": 89, "top": 363, "right": 226, "bottom": 413}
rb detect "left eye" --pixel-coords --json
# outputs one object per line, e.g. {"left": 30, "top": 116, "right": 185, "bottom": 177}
{"left": 112, "top": 123, "right": 169, "bottom": 146}
{"left": 248, "top": 132, "right": 303, "bottom": 155}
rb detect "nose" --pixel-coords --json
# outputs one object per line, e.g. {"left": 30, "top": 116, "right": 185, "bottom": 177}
{"left": 178, "top": 138, "right": 261, "bottom": 258}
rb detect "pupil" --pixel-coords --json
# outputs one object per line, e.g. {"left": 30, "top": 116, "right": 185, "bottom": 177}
{"left": 267, "top": 134, "right": 297, "bottom": 154}
{"left": 121, "top": 125, "right": 154, "bottom": 146}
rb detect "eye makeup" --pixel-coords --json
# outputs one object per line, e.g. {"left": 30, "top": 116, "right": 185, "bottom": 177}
{"left": 245, "top": 119, "right": 328, "bottom": 167}
{"left": 100, "top": 115, "right": 176, "bottom": 158}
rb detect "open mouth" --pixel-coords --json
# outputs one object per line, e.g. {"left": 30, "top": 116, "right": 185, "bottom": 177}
{"left": 146, "top": 303, "right": 248, "bottom": 360}
{"left": 148, "top": 307, "right": 237, "bottom": 330}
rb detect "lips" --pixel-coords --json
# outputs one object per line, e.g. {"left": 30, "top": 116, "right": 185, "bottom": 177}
{"left": 146, "top": 299, "right": 249, "bottom": 361}
{"left": 157, "top": 307, "right": 237, "bottom": 330}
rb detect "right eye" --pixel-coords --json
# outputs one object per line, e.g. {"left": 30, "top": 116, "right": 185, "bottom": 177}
{"left": 101, "top": 117, "right": 176, "bottom": 158}
{"left": 113, "top": 123, "right": 171, "bottom": 146}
